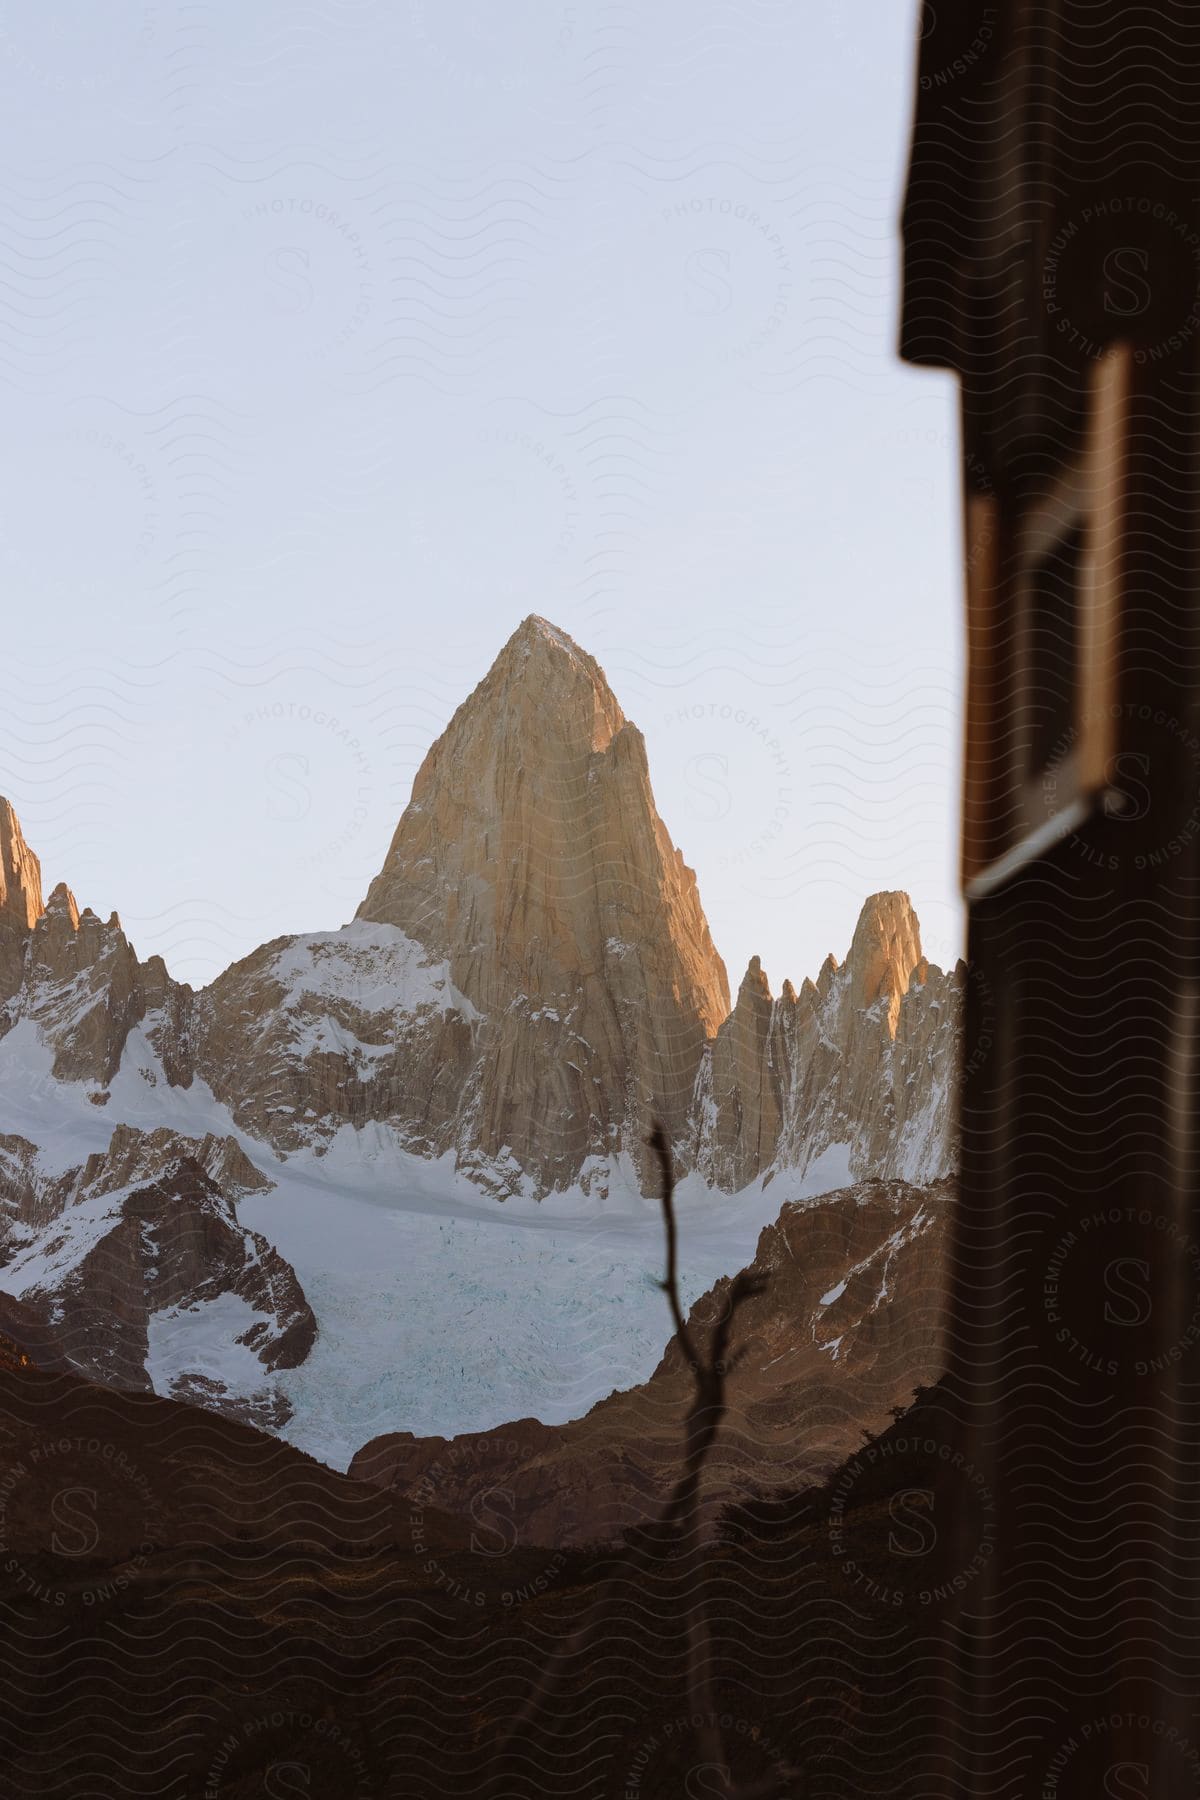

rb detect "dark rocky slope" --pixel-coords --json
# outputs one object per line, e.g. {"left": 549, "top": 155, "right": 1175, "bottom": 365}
{"left": 351, "top": 1175, "right": 952, "bottom": 1546}
{"left": 0, "top": 1349, "right": 965, "bottom": 1797}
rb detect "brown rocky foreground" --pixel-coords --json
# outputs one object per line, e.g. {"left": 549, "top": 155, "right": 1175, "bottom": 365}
{"left": 0, "top": 1341, "right": 964, "bottom": 1797}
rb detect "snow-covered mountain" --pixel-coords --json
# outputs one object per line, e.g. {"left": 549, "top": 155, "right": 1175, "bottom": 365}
{"left": 0, "top": 617, "right": 962, "bottom": 1465}
{"left": 0, "top": 1123, "right": 312, "bottom": 1430}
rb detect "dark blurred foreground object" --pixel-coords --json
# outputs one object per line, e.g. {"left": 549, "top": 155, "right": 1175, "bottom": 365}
{"left": 902, "top": 1, "right": 1200, "bottom": 1793}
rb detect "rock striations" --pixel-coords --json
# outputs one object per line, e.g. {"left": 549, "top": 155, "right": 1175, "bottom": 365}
{"left": 354, "top": 615, "right": 731, "bottom": 1186}
{"left": 0, "top": 799, "right": 44, "bottom": 1007}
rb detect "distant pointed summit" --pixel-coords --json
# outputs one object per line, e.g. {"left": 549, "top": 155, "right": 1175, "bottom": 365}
{"left": 0, "top": 798, "right": 44, "bottom": 1004}
{"left": 352, "top": 616, "right": 729, "bottom": 1184}
{"left": 0, "top": 797, "right": 43, "bottom": 934}
{"left": 846, "top": 891, "right": 923, "bottom": 1032}
{"left": 506, "top": 614, "right": 618, "bottom": 696}
{"left": 430, "top": 615, "right": 628, "bottom": 808}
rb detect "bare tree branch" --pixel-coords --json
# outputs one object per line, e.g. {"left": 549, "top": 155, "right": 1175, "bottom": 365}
{"left": 490, "top": 1121, "right": 799, "bottom": 1799}
{"left": 649, "top": 1125, "right": 792, "bottom": 1799}
{"left": 648, "top": 1120, "right": 700, "bottom": 1364}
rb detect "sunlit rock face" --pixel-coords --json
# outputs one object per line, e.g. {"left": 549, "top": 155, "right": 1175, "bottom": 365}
{"left": 0, "top": 798, "right": 44, "bottom": 1009}
{"left": 351, "top": 614, "right": 732, "bottom": 1191}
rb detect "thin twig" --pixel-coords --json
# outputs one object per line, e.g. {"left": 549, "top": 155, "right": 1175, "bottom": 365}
{"left": 490, "top": 1122, "right": 794, "bottom": 1798}
{"left": 650, "top": 1124, "right": 780, "bottom": 1797}
{"left": 649, "top": 1120, "right": 700, "bottom": 1364}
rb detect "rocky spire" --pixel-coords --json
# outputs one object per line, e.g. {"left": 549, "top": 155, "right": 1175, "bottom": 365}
{"left": 844, "top": 890, "right": 924, "bottom": 1037}
{"left": 353, "top": 615, "right": 730, "bottom": 1181}
{"left": 0, "top": 799, "right": 43, "bottom": 934}
{"left": 357, "top": 615, "right": 628, "bottom": 942}
{"left": 0, "top": 803, "right": 186, "bottom": 1085}
{"left": 0, "top": 799, "right": 44, "bottom": 1004}
{"left": 702, "top": 953, "right": 785, "bottom": 1192}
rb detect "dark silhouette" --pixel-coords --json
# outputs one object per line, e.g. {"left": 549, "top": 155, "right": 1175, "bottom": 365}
{"left": 489, "top": 1123, "right": 796, "bottom": 1800}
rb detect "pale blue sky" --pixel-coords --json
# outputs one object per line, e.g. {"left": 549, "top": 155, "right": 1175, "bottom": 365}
{"left": 0, "top": 1, "right": 963, "bottom": 993}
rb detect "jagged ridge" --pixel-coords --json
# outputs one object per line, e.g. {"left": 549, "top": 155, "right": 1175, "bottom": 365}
{"left": 0, "top": 618, "right": 959, "bottom": 1201}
